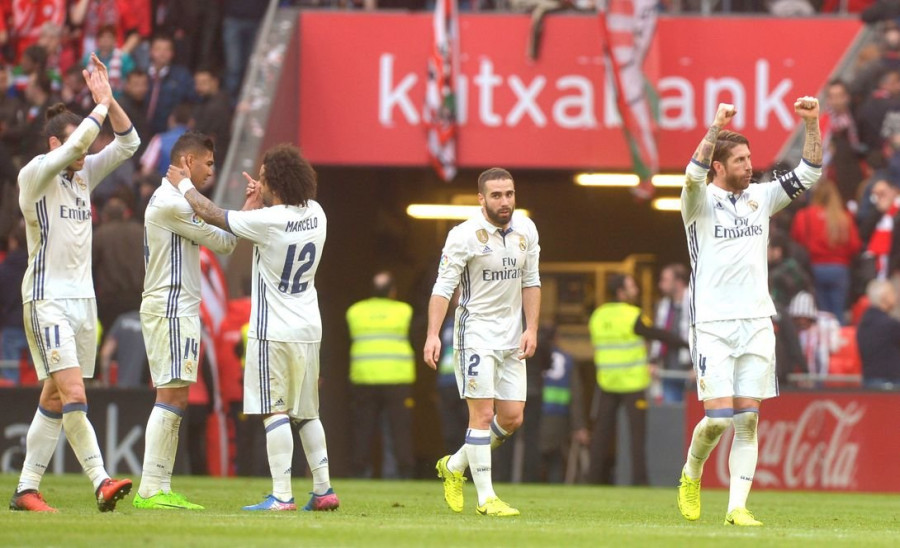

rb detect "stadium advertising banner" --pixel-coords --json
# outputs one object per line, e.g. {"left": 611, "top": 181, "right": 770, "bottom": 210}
{"left": 0, "top": 388, "right": 154, "bottom": 476}
{"left": 685, "top": 392, "right": 900, "bottom": 492}
{"left": 296, "top": 14, "right": 860, "bottom": 170}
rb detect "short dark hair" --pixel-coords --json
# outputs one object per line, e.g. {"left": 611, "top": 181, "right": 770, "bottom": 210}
{"left": 170, "top": 130, "right": 215, "bottom": 165}
{"left": 707, "top": 130, "right": 750, "bottom": 182}
{"left": 477, "top": 167, "right": 513, "bottom": 194}
{"left": 23, "top": 45, "right": 47, "bottom": 68}
{"left": 32, "top": 74, "right": 52, "bottom": 96}
{"left": 97, "top": 24, "right": 117, "bottom": 39}
{"left": 170, "top": 102, "right": 193, "bottom": 126}
{"left": 261, "top": 144, "right": 317, "bottom": 207}
{"left": 663, "top": 263, "right": 689, "bottom": 285}
{"left": 127, "top": 69, "right": 148, "bottom": 81}
{"left": 44, "top": 103, "right": 82, "bottom": 141}
{"left": 150, "top": 32, "right": 175, "bottom": 47}
{"left": 607, "top": 273, "right": 630, "bottom": 301}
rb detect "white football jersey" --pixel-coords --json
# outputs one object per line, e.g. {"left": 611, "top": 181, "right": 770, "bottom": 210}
{"left": 141, "top": 182, "right": 237, "bottom": 318}
{"left": 681, "top": 159, "right": 821, "bottom": 324}
{"left": 225, "top": 200, "right": 327, "bottom": 343}
{"left": 432, "top": 211, "right": 541, "bottom": 350}
{"left": 19, "top": 120, "right": 139, "bottom": 303}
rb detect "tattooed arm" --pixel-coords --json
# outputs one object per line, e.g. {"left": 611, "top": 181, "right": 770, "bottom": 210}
{"left": 682, "top": 103, "right": 736, "bottom": 221}
{"left": 795, "top": 96, "right": 823, "bottom": 167}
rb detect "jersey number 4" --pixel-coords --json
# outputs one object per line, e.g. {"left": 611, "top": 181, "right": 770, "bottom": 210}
{"left": 278, "top": 242, "right": 316, "bottom": 294}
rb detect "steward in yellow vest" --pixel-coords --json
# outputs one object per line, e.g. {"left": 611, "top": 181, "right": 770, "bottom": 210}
{"left": 345, "top": 272, "right": 415, "bottom": 478}
{"left": 587, "top": 274, "right": 688, "bottom": 486}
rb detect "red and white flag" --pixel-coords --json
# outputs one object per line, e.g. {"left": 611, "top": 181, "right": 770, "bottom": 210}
{"left": 425, "top": 0, "right": 460, "bottom": 182}
{"left": 598, "top": 0, "right": 659, "bottom": 200}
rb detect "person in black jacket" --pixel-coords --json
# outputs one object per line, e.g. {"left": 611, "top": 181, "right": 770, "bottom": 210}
{"left": 0, "top": 224, "right": 29, "bottom": 384}
{"left": 857, "top": 279, "right": 900, "bottom": 389}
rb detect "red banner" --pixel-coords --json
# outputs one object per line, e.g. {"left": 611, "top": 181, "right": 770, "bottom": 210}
{"left": 296, "top": 13, "right": 860, "bottom": 171}
{"left": 685, "top": 392, "right": 900, "bottom": 492}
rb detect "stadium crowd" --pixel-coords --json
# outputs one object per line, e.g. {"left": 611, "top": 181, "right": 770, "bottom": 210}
{"left": 0, "top": 1, "right": 898, "bottom": 488}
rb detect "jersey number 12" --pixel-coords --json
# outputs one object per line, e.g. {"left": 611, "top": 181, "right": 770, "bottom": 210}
{"left": 278, "top": 242, "right": 316, "bottom": 294}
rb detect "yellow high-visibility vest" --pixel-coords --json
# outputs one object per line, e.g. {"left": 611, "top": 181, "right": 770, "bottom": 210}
{"left": 588, "top": 302, "right": 650, "bottom": 393}
{"left": 346, "top": 298, "right": 415, "bottom": 385}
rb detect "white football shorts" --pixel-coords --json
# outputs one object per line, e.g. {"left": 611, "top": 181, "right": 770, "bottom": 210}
{"left": 141, "top": 313, "right": 201, "bottom": 387}
{"left": 24, "top": 298, "right": 97, "bottom": 380}
{"left": 690, "top": 317, "right": 777, "bottom": 401}
{"left": 244, "top": 338, "right": 320, "bottom": 419}
{"left": 454, "top": 347, "right": 527, "bottom": 401}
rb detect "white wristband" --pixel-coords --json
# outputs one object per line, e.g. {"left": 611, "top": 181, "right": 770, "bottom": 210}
{"left": 92, "top": 103, "right": 108, "bottom": 118}
{"left": 177, "top": 179, "right": 194, "bottom": 195}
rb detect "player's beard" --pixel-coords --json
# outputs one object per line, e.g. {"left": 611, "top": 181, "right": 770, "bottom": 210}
{"left": 725, "top": 171, "right": 751, "bottom": 192}
{"left": 484, "top": 203, "right": 514, "bottom": 226}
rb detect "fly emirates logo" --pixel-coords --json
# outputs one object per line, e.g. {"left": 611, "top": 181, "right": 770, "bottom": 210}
{"left": 379, "top": 56, "right": 797, "bottom": 132}
{"left": 714, "top": 217, "right": 763, "bottom": 239}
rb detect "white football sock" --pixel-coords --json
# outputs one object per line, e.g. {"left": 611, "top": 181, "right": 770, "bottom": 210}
{"left": 447, "top": 442, "right": 468, "bottom": 473}
{"left": 16, "top": 407, "right": 62, "bottom": 493}
{"left": 464, "top": 429, "right": 495, "bottom": 506}
{"left": 298, "top": 419, "right": 331, "bottom": 495}
{"left": 138, "top": 403, "right": 183, "bottom": 498}
{"left": 62, "top": 403, "right": 108, "bottom": 490}
{"left": 264, "top": 415, "right": 294, "bottom": 501}
{"left": 728, "top": 410, "right": 759, "bottom": 512}
{"left": 684, "top": 412, "right": 733, "bottom": 480}
{"left": 489, "top": 416, "right": 511, "bottom": 450}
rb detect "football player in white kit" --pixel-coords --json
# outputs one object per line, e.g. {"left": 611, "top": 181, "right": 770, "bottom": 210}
{"left": 134, "top": 131, "right": 238, "bottom": 510}
{"left": 166, "top": 144, "right": 338, "bottom": 512}
{"left": 676, "top": 98, "right": 823, "bottom": 526}
{"left": 11, "top": 54, "right": 139, "bottom": 513}
{"left": 424, "top": 168, "right": 541, "bottom": 517}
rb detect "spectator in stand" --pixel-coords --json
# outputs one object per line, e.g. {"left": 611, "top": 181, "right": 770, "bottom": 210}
{"left": 11, "top": 45, "right": 51, "bottom": 100}
{"left": 97, "top": 310, "right": 147, "bottom": 387}
{"left": 69, "top": 0, "right": 118, "bottom": 57}
{"left": 5, "top": 73, "right": 55, "bottom": 162}
{"left": 36, "top": 22, "right": 75, "bottom": 77}
{"left": 7, "top": 0, "right": 65, "bottom": 62}
{"left": 0, "top": 224, "right": 28, "bottom": 384}
{"left": 790, "top": 180, "right": 862, "bottom": 324}
{"left": 862, "top": 0, "right": 900, "bottom": 24}
{"left": 822, "top": 80, "right": 865, "bottom": 205}
{"left": 84, "top": 25, "right": 134, "bottom": 98}
{"left": 140, "top": 102, "right": 192, "bottom": 178}
{"left": 193, "top": 68, "right": 231, "bottom": 170}
{"left": 222, "top": 0, "right": 267, "bottom": 100}
{"left": 788, "top": 291, "right": 841, "bottom": 381}
{"left": 648, "top": 263, "right": 692, "bottom": 403}
{"left": 860, "top": 177, "right": 900, "bottom": 280}
{"left": 61, "top": 65, "right": 92, "bottom": 117}
{"left": 857, "top": 279, "right": 900, "bottom": 389}
{"left": 851, "top": 20, "right": 900, "bottom": 105}
{"left": 145, "top": 33, "right": 196, "bottom": 135}
{"left": 69, "top": 0, "right": 152, "bottom": 70}
{"left": 117, "top": 69, "right": 150, "bottom": 160}
{"left": 159, "top": 0, "right": 222, "bottom": 73}
{"left": 90, "top": 128, "right": 136, "bottom": 207}
{"left": 857, "top": 68, "right": 900, "bottom": 166}
{"left": 768, "top": 230, "right": 812, "bottom": 310}
{"left": 92, "top": 196, "right": 144, "bottom": 334}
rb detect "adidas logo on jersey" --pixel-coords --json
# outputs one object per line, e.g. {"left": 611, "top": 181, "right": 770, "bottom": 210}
{"left": 480, "top": 245, "right": 493, "bottom": 254}
{"left": 274, "top": 398, "right": 285, "bottom": 407}
{"left": 319, "top": 457, "right": 329, "bottom": 465}
{"left": 714, "top": 201, "right": 725, "bottom": 210}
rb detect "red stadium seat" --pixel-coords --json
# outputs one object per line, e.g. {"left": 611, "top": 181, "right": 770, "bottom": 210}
{"left": 827, "top": 326, "right": 862, "bottom": 387}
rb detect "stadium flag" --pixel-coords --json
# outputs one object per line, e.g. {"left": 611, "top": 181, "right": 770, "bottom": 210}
{"left": 425, "top": 0, "right": 460, "bottom": 182}
{"left": 598, "top": 0, "right": 659, "bottom": 200}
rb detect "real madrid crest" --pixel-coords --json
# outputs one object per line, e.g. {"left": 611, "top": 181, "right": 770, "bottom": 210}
{"left": 519, "top": 235, "right": 526, "bottom": 251}
{"left": 468, "top": 377, "right": 477, "bottom": 392}
{"left": 748, "top": 200, "right": 758, "bottom": 211}
{"left": 50, "top": 350, "right": 61, "bottom": 364}
{"left": 185, "top": 360, "right": 193, "bottom": 374}
{"left": 73, "top": 175, "right": 86, "bottom": 190}
{"left": 476, "top": 229, "right": 488, "bottom": 244}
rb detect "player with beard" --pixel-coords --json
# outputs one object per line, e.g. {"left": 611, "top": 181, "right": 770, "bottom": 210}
{"left": 676, "top": 99, "right": 822, "bottom": 526}
{"left": 425, "top": 168, "right": 541, "bottom": 517}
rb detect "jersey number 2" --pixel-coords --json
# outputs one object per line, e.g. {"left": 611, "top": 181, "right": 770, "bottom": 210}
{"left": 278, "top": 242, "right": 316, "bottom": 294}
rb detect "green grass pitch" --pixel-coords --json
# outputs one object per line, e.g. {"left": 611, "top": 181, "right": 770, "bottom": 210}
{"left": 2, "top": 474, "right": 899, "bottom": 547}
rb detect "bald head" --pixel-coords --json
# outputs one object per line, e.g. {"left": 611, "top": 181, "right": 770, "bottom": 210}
{"left": 373, "top": 271, "right": 395, "bottom": 298}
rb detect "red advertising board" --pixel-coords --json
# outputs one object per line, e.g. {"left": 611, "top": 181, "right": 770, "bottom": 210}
{"left": 297, "top": 13, "right": 861, "bottom": 170}
{"left": 685, "top": 392, "right": 900, "bottom": 492}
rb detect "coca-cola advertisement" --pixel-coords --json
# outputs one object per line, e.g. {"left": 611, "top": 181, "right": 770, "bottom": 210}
{"left": 685, "top": 392, "right": 900, "bottom": 492}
